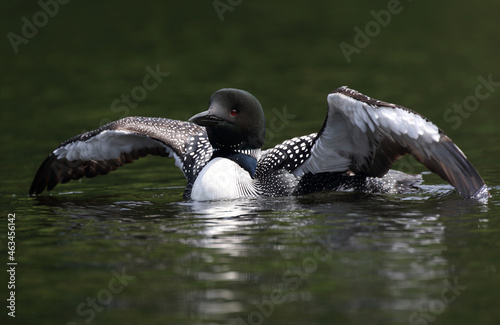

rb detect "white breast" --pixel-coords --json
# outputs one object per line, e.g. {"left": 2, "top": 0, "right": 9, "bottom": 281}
{"left": 190, "top": 158, "right": 258, "bottom": 201}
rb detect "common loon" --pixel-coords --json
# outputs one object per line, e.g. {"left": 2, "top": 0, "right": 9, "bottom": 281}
{"left": 29, "top": 87, "right": 489, "bottom": 200}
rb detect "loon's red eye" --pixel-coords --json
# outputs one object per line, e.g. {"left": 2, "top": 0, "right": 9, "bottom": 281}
{"left": 230, "top": 109, "right": 238, "bottom": 116}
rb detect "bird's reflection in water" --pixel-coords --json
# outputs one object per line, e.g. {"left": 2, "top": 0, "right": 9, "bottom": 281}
{"left": 172, "top": 194, "right": 458, "bottom": 324}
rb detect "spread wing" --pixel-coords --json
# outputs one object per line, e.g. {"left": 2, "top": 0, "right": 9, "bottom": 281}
{"left": 29, "top": 116, "right": 212, "bottom": 195}
{"left": 294, "top": 86, "right": 488, "bottom": 199}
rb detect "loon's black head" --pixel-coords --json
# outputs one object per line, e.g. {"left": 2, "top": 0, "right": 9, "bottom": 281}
{"left": 189, "top": 88, "right": 266, "bottom": 150}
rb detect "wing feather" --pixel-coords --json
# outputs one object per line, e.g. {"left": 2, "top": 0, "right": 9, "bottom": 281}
{"left": 296, "top": 86, "right": 488, "bottom": 199}
{"left": 29, "top": 116, "right": 211, "bottom": 195}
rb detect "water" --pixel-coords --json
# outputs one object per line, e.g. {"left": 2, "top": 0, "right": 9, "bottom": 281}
{"left": 2, "top": 1, "right": 500, "bottom": 324}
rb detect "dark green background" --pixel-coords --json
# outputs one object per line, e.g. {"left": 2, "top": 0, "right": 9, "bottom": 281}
{"left": 1, "top": 1, "right": 499, "bottom": 324}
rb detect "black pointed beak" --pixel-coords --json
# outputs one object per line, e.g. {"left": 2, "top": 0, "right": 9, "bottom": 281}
{"left": 189, "top": 110, "right": 224, "bottom": 127}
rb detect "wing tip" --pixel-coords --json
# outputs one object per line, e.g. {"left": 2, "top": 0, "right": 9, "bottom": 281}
{"left": 470, "top": 184, "right": 490, "bottom": 200}
{"left": 29, "top": 155, "right": 54, "bottom": 196}
{"left": 454, "top": 178, "right": 489, "bottom": 200}
{"left": 417, "top": 137, "right": 489, "bottom": 200}
{"left": 455, "top": 172, "right": 489, "bottom": 200}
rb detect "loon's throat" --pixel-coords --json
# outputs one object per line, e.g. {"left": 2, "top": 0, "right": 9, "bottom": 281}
{"left": 211, "top": 149, "right": 260, "bottom": 178}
